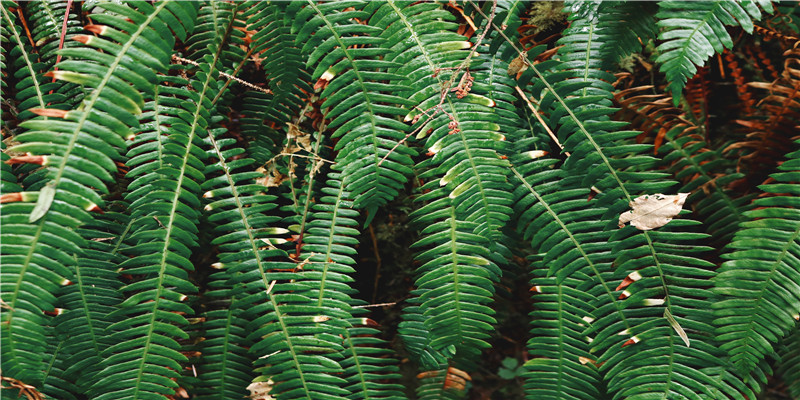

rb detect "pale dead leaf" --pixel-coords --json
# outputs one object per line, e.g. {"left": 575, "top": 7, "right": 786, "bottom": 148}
{"left": 255, "top": 166, "right": 288, "bottom": 188}
{"left": 618, "top": 193, "right": 689, "bottom": 230}
{"left": 287, "top": 123, "right": 313, "bottom": 152}
{"left": 247, "top": 379, "right": 275, "bottom": 400}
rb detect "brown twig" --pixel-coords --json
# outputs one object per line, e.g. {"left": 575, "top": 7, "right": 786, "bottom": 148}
{"left": 172, "top": 55, "right": 271, "bottom": 95}
{"left": 513, "top": 85, "right": 568, "bottom": 156}
{"left": 52, "top": 0, "right": 73, "bottom": 82}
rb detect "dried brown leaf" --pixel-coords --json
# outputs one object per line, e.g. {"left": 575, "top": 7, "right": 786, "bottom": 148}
{"left": 618, "top": 193, "right": 689, "bottom": 230}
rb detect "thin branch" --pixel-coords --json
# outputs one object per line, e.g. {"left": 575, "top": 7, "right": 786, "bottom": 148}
{"left": 172, "top": 55, "right": 271, "bottom": 95}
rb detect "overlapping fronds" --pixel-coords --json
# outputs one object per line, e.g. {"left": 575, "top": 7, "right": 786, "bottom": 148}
{"left": 52, "top": 211, "right": 127, "bottom": 393}
{"left": 4, "top": 2, "right": 800, "bottom": 399}
{"left": 372, "top": 0, "right": 512, "bottom": 241}
{"left": 728, "top": 47, "right": 800, "bottom": 168}
{"left": 23, "top": 0, "right": 83, "bottom": 106}
{"left": 41, "top": 334, "right": 79, "bottom": 400}
{"left": 244, "top": 1, "right": 312, "bottom": 126}
{"left": 240, "top": 173, "right": 357, "bottom": 399}
{"left": 1, "top": 2, "right": 69, "bottom": 122}
{"left": 778, "top": 328, "right": 800, "bottom": 399}
{"left": 523, "top": 267, "right": 603, "bottom": 400}
{"left": 614, "top": 84, "right": 753, "bottom": 246}
{"left": 655, "top": 0, "right": 772, "bottom": 101}
{"left": 196, "top": 123, "right": 283, "bottom": 400}
{"left": 510, "top": 154, "right": 608, "bottom": 400}
{"left": 512, "top": 2, "right": 753, "bottom": 397}
{"left": 24, "top": 0, "right": 81, "bottom": 66}
{"left": 1, "top": 1, "right": 197, "bottom": 387}
{"left": 291, "top": 0, "right": 416, "bottom": 216}
{"left": 184, "top": 0, "right": 247, "bottom": 71}
{"left": 407, "top": 176, "right": 500, "bottom": 362}
{"left": 713, "top": 134, "right": 800, "bottom": 374}
{"left": 597, "top": 1, "right": 657, "bottom": 69}
{"left": 94, "top": 66, "right": 207, "bottom": 399}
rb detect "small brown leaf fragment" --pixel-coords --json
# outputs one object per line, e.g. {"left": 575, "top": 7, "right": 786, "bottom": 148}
{"left": 508, "top": 51, "right": 529, "bottom": 76}
{"left": 618, "top": 193, "right": 689, "bottom": 230}
{"left": 615, "top": 270, "right": 642, "bottom": 291}
{"left": 30, "top": 108, "right": 67, "bottom": 118}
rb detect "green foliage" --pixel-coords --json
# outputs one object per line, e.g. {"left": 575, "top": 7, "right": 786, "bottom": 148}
{"left": 2, "top": 1, "right": 799, "bottom": 399}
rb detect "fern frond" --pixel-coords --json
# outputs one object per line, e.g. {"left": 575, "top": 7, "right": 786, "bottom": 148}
{"left": 523, "top": 263, "right": 604, "bottom": 400}
{"left": 509, "top": 155, "right": 609, "bottom": 400}
{"left": 53, "top": 211, "right": 128, "bottom": 393}
{"left": 407, "top": 178, "right": 500, "bottom": 362}
{"left": 728, "top": 47, "right": 800, "bottom": 168}
{"left": 244, "top": 1, "right": 311, "bottom": 125}
{"left": 197, "top": 108, "right": 286, "bottom": 400}
{"left": 513, "top": 3, "right": 752, "bottom": 397}
{"left": 397, "top": 295, "right": 448, "bottom": 371}
{"left": 778, "top": 327, "right": 800, "bottom": 399}
{"left": 597, "top": 1, "right": 658, "bottom": 69}
{"left": 1, "top": 2, "right": 68, "bottom": 121}
{"left": 243, "top": 173, "right": 359, "bottom": 400}
{"left": 372, "top": 0, "right": 512, "bottom": 241}
{"left": 614, "top": 85, "right": 753, "bottom": 246}
{"left": 292, "top": 0, "right": 416, "bottom": 216}
{"left": 93, "top": 61, "right": 217, "bottom": 400}
{"left": 23, "top": 0, "right": 84, "bottom": 106}
{"left": 185, "top": 0, "right": 247, "bottom": 71}
{"left": 41, "top": 333, "right": 79, "bottom": 400}
{"left": 1, "top": 2, "right": 197, "bottom": 385}
{"left": 341, "top": 307, "right": 407, "bottom": 400}
{"left": 713, "top": 135, "right": 800, "bottom": 374}
{"left": 655, "top": 0, "right": 772, "bottom": 101}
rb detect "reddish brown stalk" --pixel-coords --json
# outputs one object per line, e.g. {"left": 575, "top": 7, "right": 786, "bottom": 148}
{"left": 51, "top": 0, "right": 73, "bottom": 83}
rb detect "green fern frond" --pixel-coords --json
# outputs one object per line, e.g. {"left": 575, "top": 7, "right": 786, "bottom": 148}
{"left": 53, "top": 211, "right": 128, "bottom": 393}
{"left": 407, "top": 177, "right": 500, "bottom": 362}
{"left": 513, "top": 3, "right": 752, "bottom": 397}
{"left": 778, "top": 327, "right": 800, "bottom": 398}
{"left": 659, "top": 127, "right": 754, "bottom": 247}
{"left": 1, "top": 2, "right": 69, "bottom": 121}
{"left": 510, "top": 156, "right": 609, "bottom": 399}
{"left": 23, "top": 0, "right": 84, "bottom": 106}
{"left": 41, "top": 333, "right": 79, "bottom": 400}
{"left": 597, "top": 1, "right": 658, "bottom": 69}
{"left": 398, "top": 295, "right": 449, "bottom": 371}
{"left": 292, "top": 0, "right": 416, "bottom": 216}
{"left": 523, "top": 265, "right": 604, "bottom": 400}
{"left": 1, "top": 2, "right": 197, "bottom": 385}
{"left": 93, "top": 60, "right": 218, "bottom": 400}
{"left": 382, "top": 0, "right": 512, "bottom": 241}
{"left": 342, "top": 307, "right": 407, "bottom": 400}
{"left": 245, "top": 1, "right": 312, "bottom": 124}
{"left": 24, "top": 0, "right": 81, "bottom": 66}
{"left": 655, "top": 0, "right": 772, "bottom": 101}
{"left": 713, "top": 137, "right": 800, "bottom": 374}
{"left": 185, "top": 0, "right": 247, "bottom": 71}
{"left": 197, "top": 106, "right": 286, "bottom": 400}
{"left": 243, "top": 173, "right": 357, "bottom": 400}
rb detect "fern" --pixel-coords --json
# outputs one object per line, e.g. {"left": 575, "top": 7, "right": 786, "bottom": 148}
{"left": 4, "top": 2, "right": 800, "bottom": 399}
{"left": 656, "top": 0, "right": 772, "bottom": 101}
{"left": 713, "top": 136, "right": 800, "bottom": 374}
